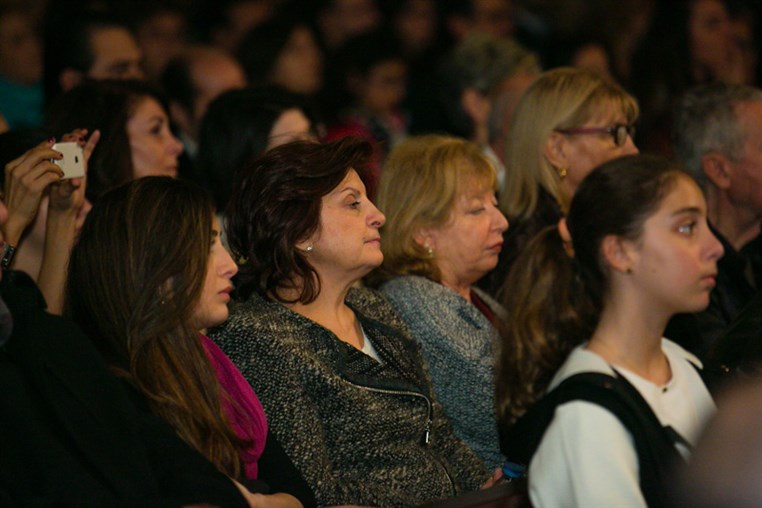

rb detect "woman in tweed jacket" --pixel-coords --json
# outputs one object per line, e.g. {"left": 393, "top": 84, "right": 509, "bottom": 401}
{"left": 211, "top": 138, "right": 492, "bottom": 507}
{"left": 369, "top": 136, "right": 509, "bottom": 469}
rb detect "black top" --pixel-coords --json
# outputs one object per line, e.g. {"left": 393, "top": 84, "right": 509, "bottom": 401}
{"left": 0, "top": 271, "right": 246, "bottom": 507}
{"left": 478, "top": 187, "right": 563, "bottom": 299}
{"left": 666, "top": 226, "right": 762, "bottom": 360}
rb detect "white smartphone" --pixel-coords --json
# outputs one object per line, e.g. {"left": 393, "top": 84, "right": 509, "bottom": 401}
{"left": 52, "top": 142, "right": 85, "bottom": 179}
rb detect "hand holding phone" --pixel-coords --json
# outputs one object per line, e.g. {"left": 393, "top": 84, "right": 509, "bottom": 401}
{"left": 52, "top": 142, "right": 85, "bottom": 179}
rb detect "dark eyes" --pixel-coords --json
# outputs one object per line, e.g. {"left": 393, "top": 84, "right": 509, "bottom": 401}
{"left": 677, "top": 222, "right": 696, "bottom": 235}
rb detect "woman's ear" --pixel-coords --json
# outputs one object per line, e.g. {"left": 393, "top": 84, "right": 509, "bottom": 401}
{"left": 544, "top": 131, "right": 568, "bottom": 173}
{"left": 413, "top": 228, "right": 435, "bottom": 250}
{"left": 601, "top": 234, "right": 635, "bottom": 274}
{"left": 295, "top": 227, "right": 320, "bottom": 252}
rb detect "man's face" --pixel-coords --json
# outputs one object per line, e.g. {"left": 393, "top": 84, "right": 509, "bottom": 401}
{"left": 727, "top": 101, "right": 762, "bottom": 220}
{"left": 87, "top": 26, "right": 144, "bottom": 80}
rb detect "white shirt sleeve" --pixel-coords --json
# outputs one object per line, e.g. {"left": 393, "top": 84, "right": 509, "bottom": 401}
{"left": 529, "top": 401, "right": 647, "bottom": 508}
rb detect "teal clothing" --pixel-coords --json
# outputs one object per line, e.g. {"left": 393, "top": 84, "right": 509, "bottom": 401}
{"left": 0, "top": 77, "right": 43, "bottom": 129}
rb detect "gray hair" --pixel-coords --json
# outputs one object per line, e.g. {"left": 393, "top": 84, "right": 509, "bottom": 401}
{"left": 451, "top": 33, "right": 539, "bottom": 94}
{"left": 674, "top": 83, "right": 762, "bottom": 186}
{"left": 438, "top": 33, "right": 540, "bottom": 139}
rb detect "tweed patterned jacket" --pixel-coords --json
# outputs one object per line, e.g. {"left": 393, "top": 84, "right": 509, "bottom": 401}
{"left": 210, "top": 287, "right": 489, "bottom": 507}
{"left": 380, "top": 275, "right": 506, "bottom": 469}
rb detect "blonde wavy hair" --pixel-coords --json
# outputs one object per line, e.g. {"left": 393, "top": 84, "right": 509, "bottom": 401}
{"left": 500, "top": 67, "right": 639, "bottom": 220}
{"left": 370, "top": 135, "right": 496, "bottom": 284}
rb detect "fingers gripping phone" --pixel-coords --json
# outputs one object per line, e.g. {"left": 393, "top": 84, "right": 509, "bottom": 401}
{"left": 52, "top": 142, "right": 85, "bottom": 179}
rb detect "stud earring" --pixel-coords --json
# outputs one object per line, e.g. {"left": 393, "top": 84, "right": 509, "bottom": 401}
{"left": 558, "top": 167, "right": 567, "bottom": 180}
{"left": 306, "top": 244, "right": 313, "bottom": 253}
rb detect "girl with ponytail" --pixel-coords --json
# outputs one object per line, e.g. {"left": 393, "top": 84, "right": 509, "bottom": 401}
{"left": 496, "top": 154, "right": 723, "bottom": 507}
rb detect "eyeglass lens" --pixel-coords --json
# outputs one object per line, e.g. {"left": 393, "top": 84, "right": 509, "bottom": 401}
{"left": 614, "top": 125, "right": 635, "bottom": 147}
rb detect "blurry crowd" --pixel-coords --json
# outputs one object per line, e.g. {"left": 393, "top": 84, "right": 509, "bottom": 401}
{"left": 2, "top": 0, "right": 762, "bottom": 507}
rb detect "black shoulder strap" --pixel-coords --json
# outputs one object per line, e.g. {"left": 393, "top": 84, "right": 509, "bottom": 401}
{"left": 501, "top": 372, "right": 686, "bottom": 508}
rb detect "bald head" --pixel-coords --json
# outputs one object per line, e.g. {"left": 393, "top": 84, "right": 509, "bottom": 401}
{"left": 162, "top": 45, "right": 247, "bottom": 142}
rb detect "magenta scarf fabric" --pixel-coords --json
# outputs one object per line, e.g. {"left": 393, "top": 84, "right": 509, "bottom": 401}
{"left": 201, "top": 334, "right": 268, "bottom": 479}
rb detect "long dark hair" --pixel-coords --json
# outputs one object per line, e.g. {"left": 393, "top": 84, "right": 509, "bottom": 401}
{"left": 496, "top": 154, "right": 688, "bottom": 426}
{"left": 196, "top": 85, "right": 316, "bottom": 212}
{"left": 67, "top": 177, "right": 245, "bottom": 478}
{"left": 227, "top": 137, "right": 373, "bottom": 303}
{"left": 45, "top": 79, "right": 171, "bottom": 203}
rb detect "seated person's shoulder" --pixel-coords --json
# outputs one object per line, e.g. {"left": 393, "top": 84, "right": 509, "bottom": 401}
{"left": 348, "top": 285, "right": 407, "bottom": 325}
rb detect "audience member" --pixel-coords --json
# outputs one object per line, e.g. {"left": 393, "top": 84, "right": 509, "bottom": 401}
{"left": 0, "top": 172, "right": 248, "bottom": 508}
{"left": 436, "top": 33, "right": 539, "bottom": 188}
{"left": 371, "top": 135, "right": 508, "bottom": 468}
{"left": 665, "top": 83, "right": 762, "bottom": 359}
{"left": 479, "top": 67, "right": 638, "bottom": 298}
{"left": 382, "top": 0, "right": 441, "bottom": 63}
{"left": 161, "top": 45, "right": 247, "bottom": 181}
{"left": 196, "top": 85, "right": 317, "bottom": 214}
{"left": 487, "top": 44, "right": 540, "bottom": 178}
{"left": 237, "top": 14, "right": 323, "bottom": 97}
{"left": 629, "top": 0, "right": 744, "bottom": 156}
{"left": 0, "top": 5, "right": 44, "bottom": 130}
{"left": 498, "top": 154, "right": 722, "bottom": 507}
{"left": 210, "top": 138, "right": 497, "bottom": 506}
{"left": 127, "top": 0, "right": 190, "bottom": 82}
{"left": 45, "top": 79, "right": 183, "bottom": 203}
{"left": 324, "top": 31, "right": 408, "bottom": 183}
{"left": 43, "top": 8, "right": 144, "bottom": 105}
{"left": 381, "top": 0, "right": 447, "bottom": 137}
{"left": 67, "top": 176, "right": 312, "bottom": 507}
{"left": 1, "top": 129, "right": 98, "bottom": 314}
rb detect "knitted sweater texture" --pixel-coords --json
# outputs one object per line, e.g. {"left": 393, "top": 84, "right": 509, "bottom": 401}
{"left": 380, "top": 275, "right": 505, "bottom": 468}
{"left": 210, "top": 287, "right": 489, "bottom": 507}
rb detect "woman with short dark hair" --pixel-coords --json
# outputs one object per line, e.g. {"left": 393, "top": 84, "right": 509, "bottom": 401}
{"left": 211, "top": 137, "right": 493, "bottom": 506}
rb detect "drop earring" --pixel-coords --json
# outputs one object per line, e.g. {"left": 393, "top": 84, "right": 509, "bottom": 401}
{"left": 558, "top": 167, "right": 567, "bottom": 180}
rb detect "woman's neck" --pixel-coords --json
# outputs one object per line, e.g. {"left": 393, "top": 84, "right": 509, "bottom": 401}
{"left": 281, "top": 280, "right": 364, "bottom": 350}
{"left": 586, "top": 294, "right": 671, "bottom": 385}
{"left": 442, "top": 280, "right": 471, "bottom": 302}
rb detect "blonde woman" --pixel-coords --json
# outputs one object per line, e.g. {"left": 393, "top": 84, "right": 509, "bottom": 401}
{"left": 370, "top": 135, "right": 508, "bottom": 468}
{"left": 480, "top": 67, "right": 639, "bottom": 297}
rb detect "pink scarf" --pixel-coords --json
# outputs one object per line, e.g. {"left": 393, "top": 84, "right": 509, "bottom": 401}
{"left": 201, "top": 335, "right": 268, "bottom": 479}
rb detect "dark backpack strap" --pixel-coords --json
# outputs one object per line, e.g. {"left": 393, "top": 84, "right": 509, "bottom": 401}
{"left": 501, "top": 372, "right": 686, "bottom": 508}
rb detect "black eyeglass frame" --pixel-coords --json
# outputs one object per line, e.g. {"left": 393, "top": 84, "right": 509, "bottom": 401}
{"left": 555, "top": 124, "right": 636, "bottom": 147}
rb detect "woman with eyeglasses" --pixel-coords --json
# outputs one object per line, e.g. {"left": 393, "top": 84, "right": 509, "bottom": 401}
{"left": 479, "top": 67, "right": 639, "bottom": 298}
